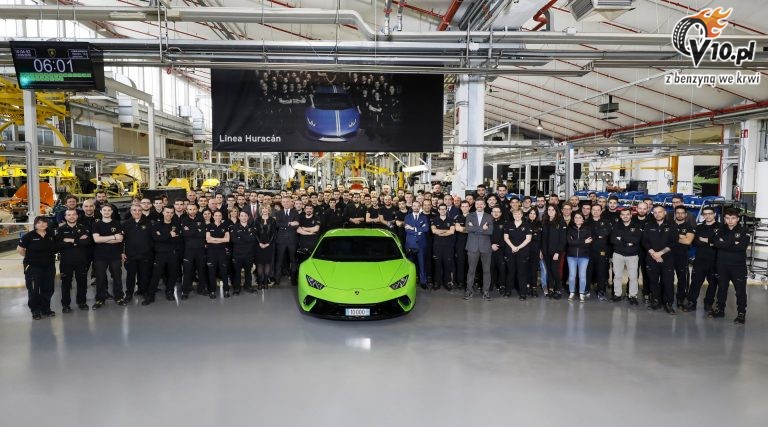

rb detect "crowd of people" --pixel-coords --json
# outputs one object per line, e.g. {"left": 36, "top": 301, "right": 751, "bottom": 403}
{"left": 17, "top": 183, "right": 749, "bottom": 324}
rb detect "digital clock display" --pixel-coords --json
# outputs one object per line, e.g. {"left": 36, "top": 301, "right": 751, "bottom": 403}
{"left": 10, "top": 41, "right": 105, "bottom": 91}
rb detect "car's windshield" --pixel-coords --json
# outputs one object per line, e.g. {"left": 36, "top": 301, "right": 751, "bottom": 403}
{"left": 313, "top": 236, "right": 402, "bottom": 262}
{"left": 313, "top": 94, "right": 354, "bottom": 110}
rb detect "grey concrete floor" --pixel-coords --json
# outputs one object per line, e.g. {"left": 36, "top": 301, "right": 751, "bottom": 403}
{"left": 1, "top": 284, "right": 767, "bottom": 427}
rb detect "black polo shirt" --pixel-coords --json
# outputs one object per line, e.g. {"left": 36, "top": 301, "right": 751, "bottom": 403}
{"left": 431, "top": 215, "right": 455, "bottom": 246}
{"left": 672, "top": 220, "right": 695, "bottom": 252}
{"left": 206, "top": 222, "right": 229, "bottom": 251}
{"left": 504, "top": 220, "right": 532, "bottom": 247}
{"left": 92, "top": 219, "right": 124, "bottom": 261}
{"left": 231, "top": 223, "right": 256, "bottom": 258}
{"left": 55, "top": 222, "right": 91, "bottom": 259}
{"left": 19, "top": 230, "right": 57, "bottom": 266}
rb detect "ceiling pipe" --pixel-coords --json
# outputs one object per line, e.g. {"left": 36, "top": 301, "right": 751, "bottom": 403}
{"left": 531, "top": 0, "right": 558, "bottom": 31}
{"left": 383, "top": 0, "right": 394, "bottom": 36}
{"left": 392, "top": 1, "right": 443, "bottom": 20}
{"left": 567, "top": 101, "right": 768, "bottom": 142}
{"left": 437, "top": 0, "right": 464, "bottom": 31}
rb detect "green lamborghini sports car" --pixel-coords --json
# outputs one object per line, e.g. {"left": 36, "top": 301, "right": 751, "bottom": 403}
{"left": 297, "top": 228, "right": 417, "bottom": 320}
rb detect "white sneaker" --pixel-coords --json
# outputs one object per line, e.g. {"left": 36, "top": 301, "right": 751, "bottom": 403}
{"left": 568, "top": 292, "right": 576, "bottom": 301}
{"left": 580, "top": 294, "right": 586, "bottom": 302}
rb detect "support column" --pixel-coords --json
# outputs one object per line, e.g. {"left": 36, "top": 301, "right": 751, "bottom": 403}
{"left": 524, "top": 163, "right": 531, "bottom": 196}
{"left": 737, "top": 119, "right": 760, "bottom": 194}
{"left": 452, "top": 74, "right": 485, "bottom": 196}
{"left": 565, "top": 145, "right": 574, "bottom": 198}
{"left": 23, "top": 90, "right": 39, "bottom": 219}
{"left": 148, "top": 102, "right": 157, "bottom": 189}
{"left": 720, "top": 125, "right": 735, "bottom": 198}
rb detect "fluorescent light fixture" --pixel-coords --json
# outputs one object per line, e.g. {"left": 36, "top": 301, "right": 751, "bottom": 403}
{"left": 293, "top": 163, "right": 317, "bottom": 173}
{"left": 537, "top": 120, "right": 543, "bottom": 130}
{"left": 109, "top": 11, "right": 147, "bottom": 19}
{"left": 402, "top": 165, "right": 429, "bottom": 173}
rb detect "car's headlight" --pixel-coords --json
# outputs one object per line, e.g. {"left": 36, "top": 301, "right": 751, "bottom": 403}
{"left": 306, "top": 275, "right": 325, "bottom": 290}
{"left": 348, "top": 119, "right": 357, "bottom": 128}
{"left": 307, "top": 118, "right": 316, "bottom": 127}
{"left": 389, "top": 275, "right": 409, "bottom": 290}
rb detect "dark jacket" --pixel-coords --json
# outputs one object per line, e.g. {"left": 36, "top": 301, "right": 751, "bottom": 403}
{"left": 587, "top": 216, "right": 613, "bottom": 252}
{"left": 713, "top": 223, "right": 749, "bottom": 265}
{"left": 121, "top": 217, "right": 153, "bottom": 257}
{"left": 231, "top": 223, "right": 257, "bottom": 258}
{"left": 255, "top": 216, "right": 278, "bottom": 245}
{"left": 542, "top": 219, "right": 567, "bottom": 255}
{"left": 693, "top": 221, "right": 720, "bottom": 260}
{"left": 566, "top": 224, "right": 592, "bottom": 258}
{"left": 180, "top": 214, "right": 206, "bottom": 249}
{"left": 642, "top": 220, "right": 676, "bottom": 253}
{"left": 55, "top": 222, "right": 92, "bottom": 258}
{"left": 151, "top": 221, "right": 181, "bottom": 254}
{"left": 610, "top": 221, "right": 643, "bottom": 257}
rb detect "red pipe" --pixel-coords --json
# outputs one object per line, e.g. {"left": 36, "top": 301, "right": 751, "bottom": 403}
{"left": 531, "top": 0, "right": 558, "bottom": 31}
{"left": 568, "top": 101, "right": 768, "bottom": 142}
{"left": 393, "top": 1, "right": 443, "bottom": 20}
{"left": 437, "top": 0, "right": 464, "bottom": 31}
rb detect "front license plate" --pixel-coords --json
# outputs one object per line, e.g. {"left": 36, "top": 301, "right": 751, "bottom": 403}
{"left": 345, "top": 308, "right": 370, "bottom": 317}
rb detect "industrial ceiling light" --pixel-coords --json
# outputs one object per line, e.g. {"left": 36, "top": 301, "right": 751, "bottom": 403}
{"left": 293, "top": 163, "right": 317, "bottom": 173}
{"left": 402, "top": 165, "right": 430, "bottom": 173}
{"left": 599, "top": 95, "right": 619, "bottom": 120}
{"left": 536, "top": 120, "right": 543, "bottom": 130}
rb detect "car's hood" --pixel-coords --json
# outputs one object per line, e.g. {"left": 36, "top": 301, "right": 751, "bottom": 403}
{"left": 307, "top": 259, "right": 409, "bottom": 290}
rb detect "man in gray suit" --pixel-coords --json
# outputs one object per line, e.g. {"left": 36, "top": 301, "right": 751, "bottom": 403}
{"left": 464, "top": 198, "right": 494, "bottom": 301}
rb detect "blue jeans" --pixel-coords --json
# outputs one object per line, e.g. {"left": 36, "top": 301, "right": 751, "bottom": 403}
{"left": 567, "top": 256, "right": 589, "bottom": 294}
{"left": 539, "top": 259, "right": 548, "bottom": 289}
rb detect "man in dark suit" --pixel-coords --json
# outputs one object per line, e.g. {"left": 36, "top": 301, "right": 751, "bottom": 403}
{"left": 464, "top": 198, "right": 494, "bottom": 300}
{"left": 405, "top": 201, "right": 430, "bottom": 288}
{"left": 274, "top": 197, "right": 300, "bottom": 285}
{"left": 245, "top": 192, "right": 260, "bottom": 222}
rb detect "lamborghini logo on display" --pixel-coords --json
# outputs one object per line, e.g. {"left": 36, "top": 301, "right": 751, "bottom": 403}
{"left": 47, "top": 48, "right": 56, "bottom": 58}
{"left": 671, "top": 7, "right": 755, "bottom": 67}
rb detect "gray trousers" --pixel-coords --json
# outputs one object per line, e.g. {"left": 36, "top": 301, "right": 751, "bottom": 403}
{"left": 612, "top": 253, "right": 639, "bottom": 297}
{"left": 466, "top": 251, "right": 492, "bottom": 294}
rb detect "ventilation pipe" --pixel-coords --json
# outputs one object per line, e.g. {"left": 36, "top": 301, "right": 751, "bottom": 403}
{"left": 383, "top": 0, "right": 393, "bottom": 36}
{"left": 532, "top": 0, "right": 558, "bottom": 31}
{"left": 396, "top": 0, "right": 406, "bottom": 31}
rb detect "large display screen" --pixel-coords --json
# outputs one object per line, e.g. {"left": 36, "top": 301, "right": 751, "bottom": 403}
{"left": 10, "top": 41, "right": 105, "bottom": 91}
{"left": 212, "top": 69, "right": 443, "bottom": 152}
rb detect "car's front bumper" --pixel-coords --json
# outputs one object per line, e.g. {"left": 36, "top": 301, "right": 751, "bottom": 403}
{"left": 298, "top": 283, "right": 416, "bottom": 320}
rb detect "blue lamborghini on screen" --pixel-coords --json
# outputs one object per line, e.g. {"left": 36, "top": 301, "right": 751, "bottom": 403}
{"left": 305, "top": 86, "right": 360, "bottom": 141}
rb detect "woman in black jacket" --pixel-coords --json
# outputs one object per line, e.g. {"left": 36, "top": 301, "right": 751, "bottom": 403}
{"left": 231, "top": 211, "right": 257, "bottom": 294}
{"left": 17, "top": 216, "right": 58, "bottom": 320}
{"left": 566, "top": 212, "right": 593, "bottom": 302}
{"left": 525, "top": 208, "right": 543, "bottom": 298}
{"left": 541, "top": 205, "right": 567, "bottom": 299}
{"left": 255, "top": 205, "right": 278, "bottom": 289}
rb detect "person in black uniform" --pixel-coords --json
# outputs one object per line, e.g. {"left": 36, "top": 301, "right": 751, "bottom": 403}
{"left": 430, "top": 204, "right": 455, "bottom": 291}
{"left": 206, "top": 210, "right": 231, "bottom": 297}
{"left": 541, "top": 205, "right": 567, "bottom": 299}
{"left": 230, "top": 211, "right": 256, "bottom": 295}
{"left": 684, "top": 206, "right": 720, "bottom": 312}
{"left": 710, "top": 208, "right": 749, "bottom": 324}
{"left": 255, "top": 205, "right": 277, "bottom": 289}
{"left": 526, "top": 208, "right": 543, "bottom": 297}
{"left": 322, "top": 198, "right": 345, "bottom": 232}
{"left": 146, "top": 207, "right": 181, "bottom": 304}
{"left": 147, "top": 198, "right": 164, "bottom": 223}
{"left": 671, "top": 206, "right": 695, "bottom": 307}
{"left": 180, "top": 203, "right": 208, "bottom": 298}
{"left": 489, "top": 206, "right": 507, "bottom": 295}
{"left": 343, "top": 193, "right": 367, "bottom": 228}
{"left": 379, "top": 195, "right": 398, "bottom": 232}
{"left": 91, "top": 204, "right": 125, "bottom": 309}
{"left": 18, "top": 216, "right": 58, "bottom": 319}
{"left": 633, "top": 202, "right": 652, "bottom": 302}
{"left": 274, "top": 198, "right": 300, "bottom": 286}
{"left": 122, "top": 205, "right": 153, "bottom": 302}
{"left": 297, "top": 204, "right": 322, "bottom": 252}
{"left": 642, "top": 205, "right": 677, "bottom": 314}
{"left": 610, "top": 209, "right": 643, "bottom": 304}
{"left": 56, "top": 209, "right": 92, "bottom": 311}
{"left": 504, "top": 209, "right": 532, "bottom": 299}
{"left": 452, "top": 201, "right": 471, "bottom": 292}
{"left": 587, "top": 204, "right": 612, "bottom": 300}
